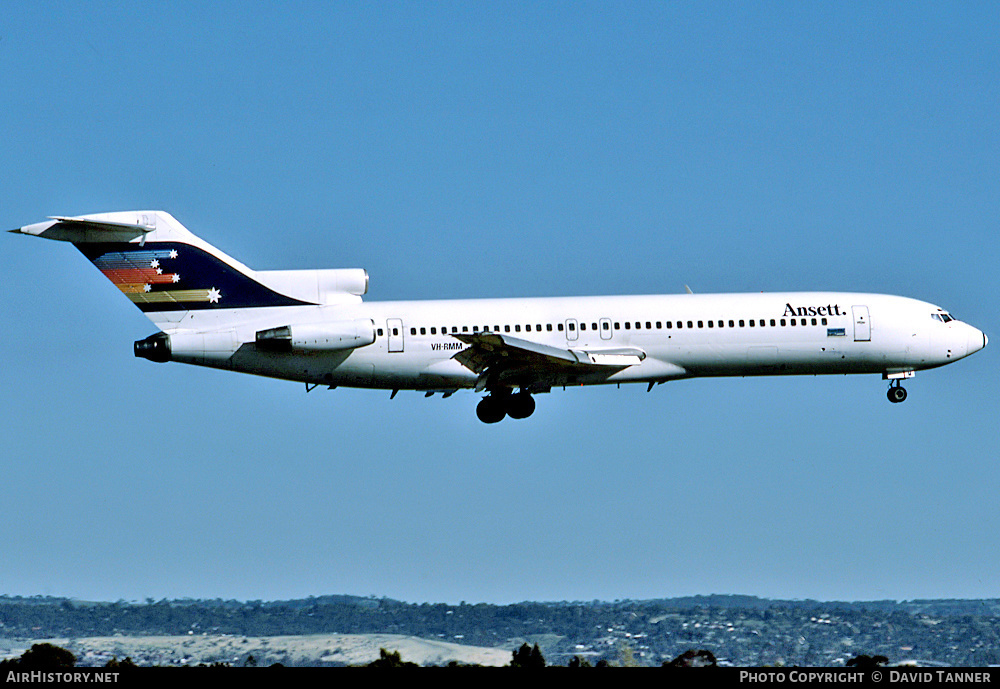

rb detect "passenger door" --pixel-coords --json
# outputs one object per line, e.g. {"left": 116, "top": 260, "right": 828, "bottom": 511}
{"left": 852, "top": 306, "right": 871, "bottom": 342}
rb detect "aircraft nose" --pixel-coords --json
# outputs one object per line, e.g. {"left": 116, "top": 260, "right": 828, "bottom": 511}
{"left": 968, "top": 327, "right": 987, "bottom": 355}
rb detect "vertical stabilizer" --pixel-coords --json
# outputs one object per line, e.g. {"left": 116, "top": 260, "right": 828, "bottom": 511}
{"left": 11, "top": 211, "right": 315, "bottom": 327}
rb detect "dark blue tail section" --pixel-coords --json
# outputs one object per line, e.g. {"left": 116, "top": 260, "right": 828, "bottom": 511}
{"left": 77, "top": 241, "right": 314, "bottom": 312}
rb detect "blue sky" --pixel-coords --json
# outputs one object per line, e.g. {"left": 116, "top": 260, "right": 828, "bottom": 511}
{"left": 2, "top": 2, "right": 997, "bottom": 605}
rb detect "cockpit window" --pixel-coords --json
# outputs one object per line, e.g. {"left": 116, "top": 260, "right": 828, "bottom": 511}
{"left": 932, "top": 312, "right": 955, "bottom": 323}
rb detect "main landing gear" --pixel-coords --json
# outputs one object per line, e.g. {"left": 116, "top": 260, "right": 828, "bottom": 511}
{"left": 887, "top": 380, "right": 908, "bottom": 404}
{"left": 476, "top": 390, "right": 536, "bottom": 424}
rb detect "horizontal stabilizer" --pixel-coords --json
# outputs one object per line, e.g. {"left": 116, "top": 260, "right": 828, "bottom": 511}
{"left": 11, "top": 215, "right": 155, "bottom": 243}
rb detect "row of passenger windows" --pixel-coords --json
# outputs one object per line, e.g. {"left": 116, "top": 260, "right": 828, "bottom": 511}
{"left": 377, "top": 317, "right": 830, "bottom": 337}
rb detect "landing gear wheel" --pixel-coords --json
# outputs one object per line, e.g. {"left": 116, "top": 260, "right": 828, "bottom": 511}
{"left": 476, "top": 396, "right": 507, "bottom": 424}
{"left": 887, "top": 385, "right": 908, "bottom": 403}
{"left": 506, "top": 392, "right": 536, "bottom": 420}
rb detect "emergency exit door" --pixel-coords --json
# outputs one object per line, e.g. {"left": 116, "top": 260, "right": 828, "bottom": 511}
{"left": 387, "top": 318, "right": 404, "bottom": 352}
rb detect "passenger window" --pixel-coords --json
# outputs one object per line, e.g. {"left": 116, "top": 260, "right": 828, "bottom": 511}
{"left": 614, "top": 322, "right": 621, "bottom": 329}
{"left": 708, "top": 321, "right": 714, "bottom": 328}
{"left": 718, "top": 321, "right": 724, "bottom": 328}
{"left": 821, "top": 318, "right": 827, "bottom": 325}
{"left": 770, "top": 319, "right": 776, "bottom": 326}
{"left": 666, "top": 321, "right": 672, "bottom": 329}
{"left": 558, "top": 323, "right": 564, "bottom": 331}
{"left": 790, "top": 319, "right": 796, "bottom": 326}
{"left": 547, "top": 324, "right": 553, "bottom": 331}
{"left": 811, "top": 318, "right": 817, "bottom": 325}
{"left": 645, "top": 322, "right": 651, "bottom": 329}
{"left": 580, "top": 323, "right": 585, "bottom": 331}
{"left": 780, "top": 319, "right": 786, "bottom": 326}
{"left": 655, "top": 321, "right": 661, "bottom": 329}
{"left": 749, "top": 320, "right": 754, "bottom": 327}
{"left": 635, "top": 322, "right": 641, "bottom": 329}
{"left": 677, "top": 321, "right": 683, "bottom": 329}
{"left": 420, "top": 327, "right": 426, "bottom": 335}
{"left": 515, "top": 325, "right": 521, "bottom": 332}
{"left": 603, "top": 322, "right": 610, "bottom": 330}
{"left": 625, "top": 322, "right": 631, "bottom": 330}
{"left": 462, "top": 326, "right": 469, "bottom": 332}
{"left": 739, "top": 320, "right": 745, "bottom": 327}
{"left": 569, "top": 322, "right": 576, "bottom": 331}
{"left": 393, "top": 328, "right": 399, "bottom": 336}
{"left": 410, "top": 328, "right": 416, "bottom": 335}
{"left": 728, "top": 320, "right": 735, "bottom": 328}
{"left": 698, "top": 321, "right": 703, "bottom": 328}
{"left": 592, "top": 323, "right": 598, "bottom": 330}
{"left": 687, "top": 321, "right": 693, "bottom": 328}
{"left": 378, "top": 328, "right": 384, "bottom": 336}
{"left": 505, "top": 325, "right": 511, "bottom": 332}
{"left": 526, "top": 324, "right": 532, "bottom": 331}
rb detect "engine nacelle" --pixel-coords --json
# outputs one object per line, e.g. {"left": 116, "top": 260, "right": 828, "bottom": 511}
{"left": 315, "top": 269, "right": 368, "bottom": 299}
{"left": 135, "top": 330, "right": 237, "bottom": 366}
{"left": 255, "top": 268, "right": 369, "bottom": 304}
{"left": 256, "top": 319, "right": 375, "bottom": 352}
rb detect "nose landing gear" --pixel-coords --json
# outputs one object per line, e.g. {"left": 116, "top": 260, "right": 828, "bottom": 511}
{"left": 887, "top": 380, "right": 908, "bottom": 403}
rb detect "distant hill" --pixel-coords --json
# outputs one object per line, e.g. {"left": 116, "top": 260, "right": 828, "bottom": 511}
{"left": 2, "top": 594, "right": 998, "bottom": 666}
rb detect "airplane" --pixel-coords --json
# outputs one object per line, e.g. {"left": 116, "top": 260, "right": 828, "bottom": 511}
{"left": 11, "top": 211, "right": 988, "bottom": 423}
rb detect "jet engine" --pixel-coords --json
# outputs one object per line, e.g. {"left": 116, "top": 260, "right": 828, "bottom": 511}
{"left": 255, "top": 319, "right": 375, "bottom": 352}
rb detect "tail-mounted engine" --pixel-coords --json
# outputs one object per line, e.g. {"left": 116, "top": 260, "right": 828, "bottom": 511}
{"left": 255, "top": 319, "right": 375, "bottom": 352}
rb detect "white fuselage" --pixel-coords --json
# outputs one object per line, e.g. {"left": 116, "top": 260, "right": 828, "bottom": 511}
{"left": 167, "top": 291, "right": 986, "bottom": 391}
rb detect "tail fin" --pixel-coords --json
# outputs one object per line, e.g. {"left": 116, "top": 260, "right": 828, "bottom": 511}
{"left": 11, "top": 211, "right": 319, "bottom": 324}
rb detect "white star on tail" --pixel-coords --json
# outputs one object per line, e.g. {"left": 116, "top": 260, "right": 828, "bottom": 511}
{"left": 169, "top": 249, "right": 178, "bottom": 259}
{"left": 207, "top": 287, "right": 221, "bottom": 303}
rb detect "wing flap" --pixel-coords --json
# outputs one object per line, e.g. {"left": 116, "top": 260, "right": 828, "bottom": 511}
{"left": 450, "top": 331, "right": 649, "bottom": 389}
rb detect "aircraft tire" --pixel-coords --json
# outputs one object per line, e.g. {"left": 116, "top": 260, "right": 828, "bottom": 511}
{"left": 477, "top": 396, "right": 507, "bottom": 424}
{"left": 887, "top": 386, "right": 907, "bottom": 403}
{"left": 506, "top": 393, "right": 536, "bottom": 419}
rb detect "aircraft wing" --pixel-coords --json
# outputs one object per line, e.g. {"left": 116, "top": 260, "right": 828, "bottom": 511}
{"left": 451, "top": 331, "right": 647, "bottom": 391}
